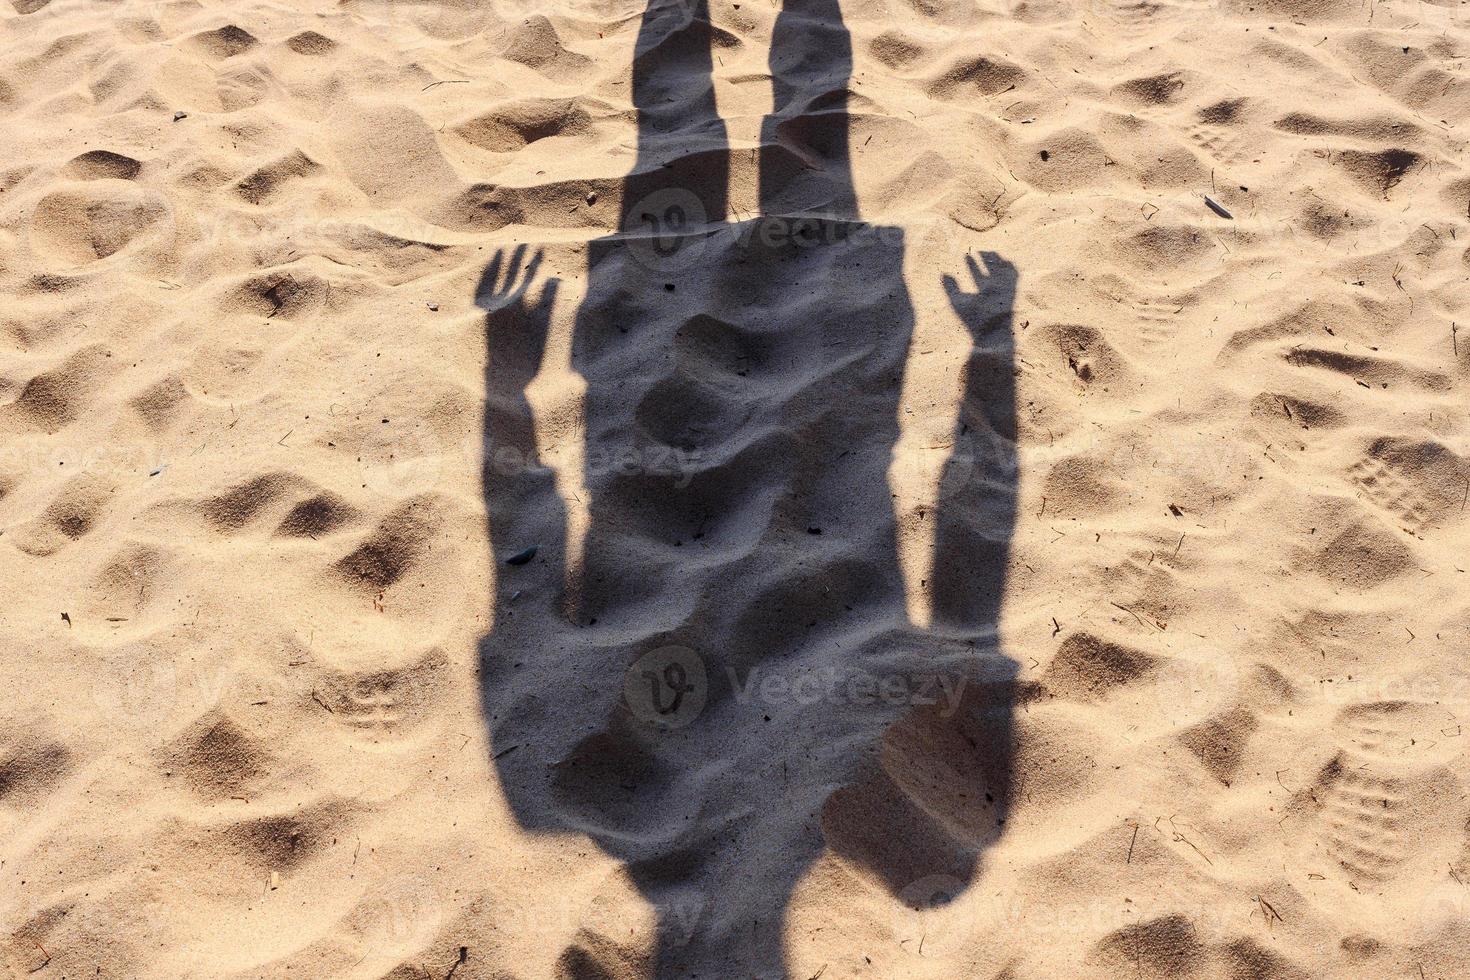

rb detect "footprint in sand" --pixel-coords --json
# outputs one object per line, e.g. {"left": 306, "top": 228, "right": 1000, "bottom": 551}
{"left": 1345, "top": 456, "right": 1432, "bottom": 535}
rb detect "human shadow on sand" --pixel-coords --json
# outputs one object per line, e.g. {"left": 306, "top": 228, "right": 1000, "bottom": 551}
{"left": 477, "top": 0, "right": 1019, "bottom": 975}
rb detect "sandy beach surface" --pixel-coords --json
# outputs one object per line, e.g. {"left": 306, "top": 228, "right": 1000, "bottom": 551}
{"left": 3, "top": 0, "right": 1470, "bottom": 976}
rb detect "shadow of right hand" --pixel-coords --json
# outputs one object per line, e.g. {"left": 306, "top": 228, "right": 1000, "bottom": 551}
{"left": 477, "top": 245, "right": 560, "bottom": 384}
{"left": 942, "top": 251, "right": 1013, "bottom": 339}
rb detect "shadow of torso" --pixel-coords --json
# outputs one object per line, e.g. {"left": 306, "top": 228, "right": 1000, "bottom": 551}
{"left": 479, "top": 1, "right": 1017, "bottom": 976}
{"left": 481, "top": 216, "right": 1018, "bottom": 977}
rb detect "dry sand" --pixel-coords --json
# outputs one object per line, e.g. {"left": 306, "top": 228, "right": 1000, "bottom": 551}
{"left": 3, "top": 0, "right": 1470, "bottom": 976}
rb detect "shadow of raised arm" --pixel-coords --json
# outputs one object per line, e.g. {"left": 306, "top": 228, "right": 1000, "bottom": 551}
{"left": 477, "top": 244, "right": 563, "bottom": 610}
{"left": 477, "top": 245, "right": 559, "bottom": 391}
{"left": 943, "top": 251, "right": 1016, "bottom": 341}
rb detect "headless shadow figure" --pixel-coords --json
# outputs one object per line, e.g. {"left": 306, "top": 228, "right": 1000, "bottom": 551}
{"left": 478, "top": 1, "right": 1019, "bottom": 975}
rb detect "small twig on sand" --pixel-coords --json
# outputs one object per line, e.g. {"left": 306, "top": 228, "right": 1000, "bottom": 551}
{"left": 32, "top": 940, "right": 50, "bottom": 970}
{"left": 1169, "top": 816, "right": 1213, "bottom": 865}
{"left": 1174, "top": 831, "right": 1212, "bottom": 865}
{"left": 1111, "top": 602, "right": 1147, "bottom": 628}
{"left": 1112, "top": 602, "right": 1162, "bottom": 631}
{"left": 1204, "top": 194, "right": 1233, "bottom": 219}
